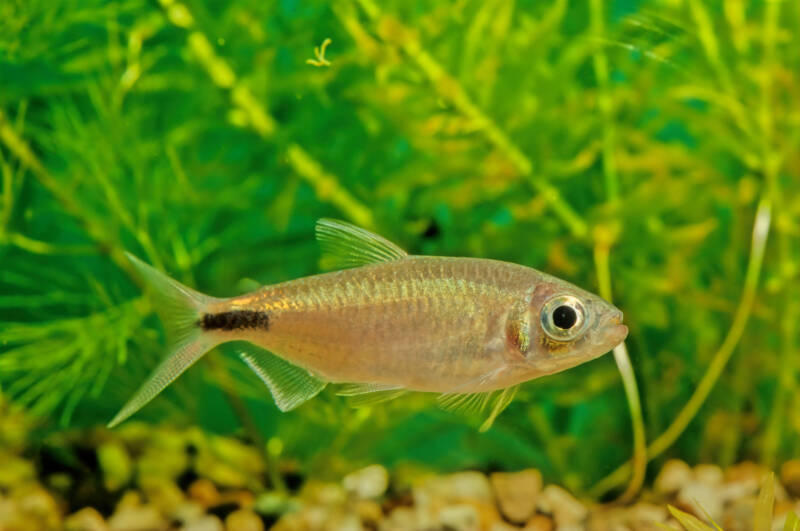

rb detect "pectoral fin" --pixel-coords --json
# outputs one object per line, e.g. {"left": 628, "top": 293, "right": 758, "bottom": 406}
{"left": 239, "top": 345, "right": 327, "bottom": 411}
{"left": 437, "top": 385, "right": 520, "bottom": 432}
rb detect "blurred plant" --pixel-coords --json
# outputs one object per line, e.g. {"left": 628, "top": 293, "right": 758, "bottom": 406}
{"left": 1, "top": 0, "right": 799, "bottom": 496}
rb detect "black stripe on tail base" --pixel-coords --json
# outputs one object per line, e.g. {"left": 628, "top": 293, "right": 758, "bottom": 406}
{"left": 200, "top": 310, "right": 269, "bottom": 331}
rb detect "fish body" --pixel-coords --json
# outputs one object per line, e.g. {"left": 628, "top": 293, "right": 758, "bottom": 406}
{"left": 109, "top": 220, "right": 627, "bottom": 429}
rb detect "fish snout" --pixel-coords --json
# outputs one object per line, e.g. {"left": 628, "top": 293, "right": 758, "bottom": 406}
{"left": 606, "top": 310, "right": 628, "bottom": 345}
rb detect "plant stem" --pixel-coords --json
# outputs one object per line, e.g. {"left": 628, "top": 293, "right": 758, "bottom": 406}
{"left": 588, "top": 0, "right": 645, "bottom": 501}
{"left": 591, "top": 197, "right": 772, "bottom": 498}
{"left": 594, "top": 236, "right": 646, "bottom": 502}
{"left": 160, "top": 0, "right": 374, "bottom": 229}
{"left": 757, "top": 0, "right": 788, "bottom": 467}
{"left": 351, "top": 0, "right": 588, "bottom": 239}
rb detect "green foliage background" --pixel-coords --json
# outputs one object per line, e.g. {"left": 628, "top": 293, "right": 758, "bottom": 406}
{"left": 1, "top": 0, "right": 798, "bottom": 497}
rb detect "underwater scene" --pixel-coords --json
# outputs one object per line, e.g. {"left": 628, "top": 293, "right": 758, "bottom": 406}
{"left": 1, "top": 0, "right": 800, "bottom": 529}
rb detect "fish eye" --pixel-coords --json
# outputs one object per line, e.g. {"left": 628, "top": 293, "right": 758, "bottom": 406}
{"left": 553, "top": 305, "right": 577, "bottom": 329}
{"left": 541, "top": 295, "right": 587, "bottom": 341}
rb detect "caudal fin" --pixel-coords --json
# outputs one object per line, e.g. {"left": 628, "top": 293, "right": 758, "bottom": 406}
{"left": 108, "top": 253, "right": 220, "bottom": 427}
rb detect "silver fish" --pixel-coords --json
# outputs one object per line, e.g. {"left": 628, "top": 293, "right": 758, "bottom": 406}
{"left": 110, "top": 219, "right": 627, "bottom": 430}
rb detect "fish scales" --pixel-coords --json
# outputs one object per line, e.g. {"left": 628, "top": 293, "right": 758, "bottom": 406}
{"left": 213, "top": 257, "right": 531, "bottom": 390}
{"left": 109, "top": 219, "right": 626, "bottom": 428}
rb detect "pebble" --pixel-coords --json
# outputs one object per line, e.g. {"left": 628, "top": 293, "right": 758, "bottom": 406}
{"left": 302, "top": 480, "right": 347, "bottom": 506}
{"left": 654, "top": 459, "right": 693, "bottom": 495}
{"left": 3, "top": 419, "right": 800, "bottom": 531}
{"left": 0, "top": 451, "right": 36, "bottom": 488}
{"left": 590, "top": 502, "right": 668, "bottom": 530}
{"left": 172, "top": 501, "right": 206, "bottom": 525}
{"left": 489, "top": 521, "right": 519, "bottom": 531}
{"left": 415, "top": 471, "right": 494, "bottom": 507}
{"left": 136, "top": 429, "right": 188, "bottom": 481}
{"left": 628, "top": 502, "right": 669, "bottom": 525}
{"left": 490, "top": 468, "right": 542, "bottom": 524}
{"left": 189, "top": 479, "right": 222, "bottom": 508}
{"left": 537, "top": 484, "right": 587, "bottom": 525}
{"left": 182, "top": 515, "right": 224, "bottom": 531}
{"left": 141, "top": 478, "right": 186, "bottom": 517}
{"left": 355, "top": 499, "right": 383, "bottom": 524}
{"left": 781, "top": 460, "right": 800, "bottom": 497}
{"left": 0, "top": 495, "right": 20, "bottom": 529}
{"left": 726, "top": 461, "right": 765, "bottom": 483}
{"left": 14, "top": 486, "right": 62, "bottom": 531}
{"left": 196, "top": 435, "right": 265, "bottom": 490}
{"left": 253, "top": 491, "right": 297, "bottom": 516}
{"left": 693, "top": 463, "right": 724, "bottom": 486}
{"left": 218, "top": 489, "right": 255, "bottom": 509}
{"left": 64, "top": 507, "right": 109, "bottom": 531}
{"left": 323, "top": 513, "right": 362, "bottom": 531}
{"left": 676, "top": 481, "right": 723, "bottom": 522}
{"left": 108, "top": 505, "right": 167, "bottom": 531}
{"left": 722, "top": 497, "right": 755, "bottom": 531}
{"left": 97, "top": 442, "right": 133, "bottom": 491}
{"left": 523, "top": 514, "right": 554, "bottom": 531}
{"left": 343, "top": 464, "right": 389, "bottom": 499}
{"left": 438, "top": 503, "right": 481, "bottom": 531}
{"left": 380, "top": 506, "right": 419, "bottom": 531}
{"left": 270, "top": 512, "right": 305, "bottom": 531}
{"left": 224, "top": 509, "right": 264, "bottom": 531}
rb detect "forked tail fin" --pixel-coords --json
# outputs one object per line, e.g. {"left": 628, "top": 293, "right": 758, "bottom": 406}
{"left": 108, "top": 253, "right": 220, "bottom": 427}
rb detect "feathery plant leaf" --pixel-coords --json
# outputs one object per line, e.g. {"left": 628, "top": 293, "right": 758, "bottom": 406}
{"left": 1, "top": 0, "right": 800, "bottom": 486}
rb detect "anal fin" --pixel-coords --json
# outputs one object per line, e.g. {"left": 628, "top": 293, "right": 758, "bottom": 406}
{"left": 337, "top": 382, "right": 407, "bottom": 407}
{"left": 239, "top": 344, "right": 327, "bottom": 412}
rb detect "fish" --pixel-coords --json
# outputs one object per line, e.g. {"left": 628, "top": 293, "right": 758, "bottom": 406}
{"left": 109, "top": 219, "right": 627, "bottom": 430}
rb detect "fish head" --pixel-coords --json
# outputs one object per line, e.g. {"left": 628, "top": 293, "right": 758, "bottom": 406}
{"left": 505, "top": 276, "right": 628, "bottom": 377}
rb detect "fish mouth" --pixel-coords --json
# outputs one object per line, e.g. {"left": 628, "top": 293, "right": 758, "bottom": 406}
{"left": 607, "top": 323, "right": 629, "bottom": 345}
{"left": 604, "top": 310, "right": 628, "bottom": 346}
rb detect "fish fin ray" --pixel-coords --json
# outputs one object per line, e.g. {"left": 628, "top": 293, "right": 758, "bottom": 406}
{"left": 109, "top": 254, "right": 219, "bottom": 428}
{"left": 479, "top": 385, "right": 519, "bottom": 432}
{"left": 315, "top": 218, "right": 407, "bottom": 269}
{"left": 337, "top": 383, "right": 407, "bottom": 406}
{"left": 437, "top": 391, "right": 493, "bottom": 416}
{"left": 239, "top": 345, "right": 327, "bottom": 411}
{"left": 437, "top": 385, "right": 520, "bottom": 431}
{"left": 337, "top": 382, "right": 402, "bottom": 395}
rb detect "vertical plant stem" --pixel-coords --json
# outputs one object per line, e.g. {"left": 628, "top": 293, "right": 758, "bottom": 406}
{"left": 590, "top": 0, "right": 618, "bottom": 202}
{"left": 591, "top": 198, "right": 772, "bottom": 497}
{"left": 594, "top": 236, "right": 646, "bottom": 502}
{"left": 758, "top": 0, "right": 788, "bottom": 467}
{"left": 589, "top": 0, "right": 644, "bottom": 501}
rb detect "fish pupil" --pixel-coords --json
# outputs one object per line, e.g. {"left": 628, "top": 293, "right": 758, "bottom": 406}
{"left": 552, "top": 305, "right": 577, "bottom": 329}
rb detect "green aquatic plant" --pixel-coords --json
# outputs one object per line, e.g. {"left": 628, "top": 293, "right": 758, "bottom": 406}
{"left": 1, "top": 0, "right": 799, "bottom": 497}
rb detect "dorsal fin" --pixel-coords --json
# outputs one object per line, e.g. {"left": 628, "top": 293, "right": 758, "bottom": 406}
{"left": 315, "top": 218, "right": 408, "bottom": 269}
